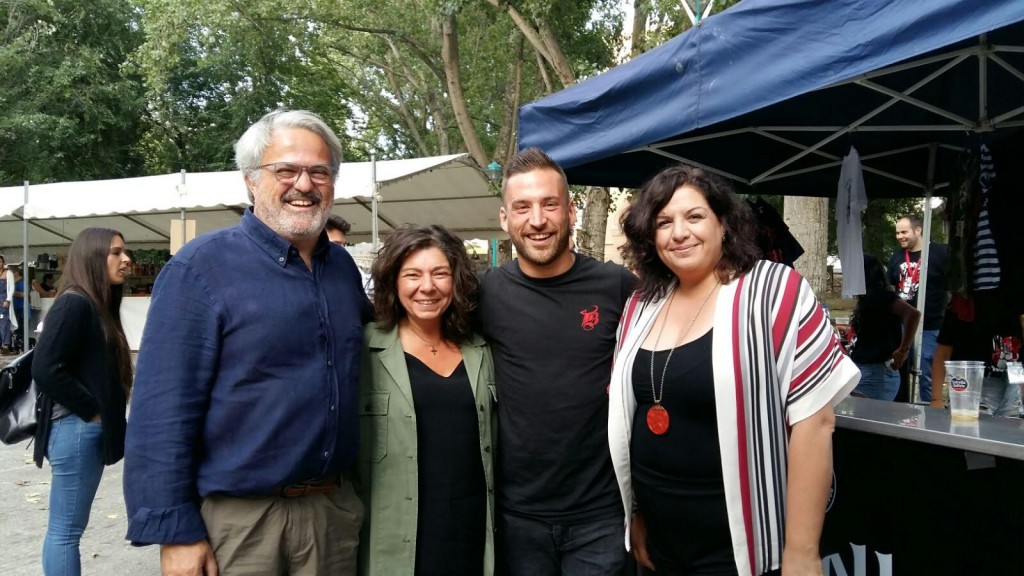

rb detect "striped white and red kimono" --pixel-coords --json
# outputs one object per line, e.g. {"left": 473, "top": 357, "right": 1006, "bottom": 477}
{"left": 609, "top": 260, "right": 859, "bottom": 576}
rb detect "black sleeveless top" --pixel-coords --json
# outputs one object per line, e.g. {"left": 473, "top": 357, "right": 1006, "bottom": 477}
{"left": 630, "top": 330, "right": 735, "bottom": 574}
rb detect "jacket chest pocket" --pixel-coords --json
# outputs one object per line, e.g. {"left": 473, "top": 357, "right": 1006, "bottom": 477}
{"left": 359, "top": 391, "right": 389, "bottom": 463}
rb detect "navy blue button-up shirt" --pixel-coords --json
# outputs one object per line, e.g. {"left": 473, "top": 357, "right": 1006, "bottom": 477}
{"left": 124, "top": 210, "right": 371, "bottom": 545}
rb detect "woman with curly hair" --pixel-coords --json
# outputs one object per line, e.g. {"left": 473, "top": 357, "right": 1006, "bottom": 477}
{"left": 609, "top": 164, "right": 859, "bottom": 576}
{"left": 358, "top": 224, "right": 496, "bottom": 575}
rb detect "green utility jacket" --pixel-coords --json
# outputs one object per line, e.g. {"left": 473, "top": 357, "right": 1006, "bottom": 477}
{"left": 356, "top": 323, "right": 496, "bottom": 576}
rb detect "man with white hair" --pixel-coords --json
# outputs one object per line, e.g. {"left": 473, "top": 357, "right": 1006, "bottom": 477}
{"left": 125, "top": 110, "right": 370, "bottom": 575}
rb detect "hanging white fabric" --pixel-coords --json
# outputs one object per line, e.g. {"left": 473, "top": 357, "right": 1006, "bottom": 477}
{"left": 838, "top": 147, "right": 868, "bottom": 298}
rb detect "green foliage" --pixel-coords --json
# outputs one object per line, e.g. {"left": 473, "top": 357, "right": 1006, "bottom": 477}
{"left": 0, "top": 0, "right": 147, "bottom": 185}
{"left": 827, "top": 197, "right": 942, "bottom": 263}
{"left": 129, "top": 0, "right": 356, "bottom": 172}
{"left": 636, "top": 0, "right": 742, "bottom": 54}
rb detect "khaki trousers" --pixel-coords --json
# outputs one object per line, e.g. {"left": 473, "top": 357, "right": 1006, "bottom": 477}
{"left": 200, "top": 478, "right": 364, "bottom": 576}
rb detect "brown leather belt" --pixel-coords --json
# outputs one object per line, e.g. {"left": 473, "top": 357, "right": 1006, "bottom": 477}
{"left": 278, "top": 476, "right": 339, "bottom": 498}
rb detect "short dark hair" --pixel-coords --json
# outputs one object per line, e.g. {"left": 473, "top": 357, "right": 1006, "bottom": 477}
{"left": 501, "top": 148, "right": 568, "bottom": 201}
{"left": 620, "top": 164, "right": 760, "bottom": 301}
{"left": 325, "top": 215, "right": 351, "bottom": 235}
{"left": 898, "top": 214, "right": 923, "bottom": 230}
{"left": 370, "top": 225, "right": 478, "bottom": 344}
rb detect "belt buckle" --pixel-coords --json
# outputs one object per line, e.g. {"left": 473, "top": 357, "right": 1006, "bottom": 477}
{"left": 281, "top": 483, "right": 313, "bottom": 498}
{"left": 280, "top": 476, "right": 337, "bottom": 498}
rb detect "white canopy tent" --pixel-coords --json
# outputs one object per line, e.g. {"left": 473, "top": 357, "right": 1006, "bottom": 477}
{"left": 0, "top": 153, "right": 504, "bottom": 350}
{"left": 0, "top": 153, "right": 505, "bottom": 251}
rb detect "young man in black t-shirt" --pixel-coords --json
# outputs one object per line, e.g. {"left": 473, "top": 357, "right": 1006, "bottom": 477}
{"left": 478, "top": 148, "right": 636, "bottom": 576}
{"left": 886, "top": 215, "right": 949, "bottom": 401}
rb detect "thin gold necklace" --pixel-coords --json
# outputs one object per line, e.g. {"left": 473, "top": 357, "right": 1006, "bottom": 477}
{"left": 406, "top": 323, "right": 443, "bottom": 356}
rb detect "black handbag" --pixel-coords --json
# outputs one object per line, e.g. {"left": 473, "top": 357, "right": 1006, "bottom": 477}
{"left": 0, "top": 349, "right": 38, "bottom": 445}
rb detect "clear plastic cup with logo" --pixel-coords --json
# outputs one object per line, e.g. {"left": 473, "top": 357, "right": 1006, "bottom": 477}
{"left": 944, "top": 360, "right": 985, "bottom": 421}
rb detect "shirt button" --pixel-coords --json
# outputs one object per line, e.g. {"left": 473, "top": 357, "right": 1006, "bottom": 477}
{"left": 330, "top": 405, "right": 336, "bottom": 412}
{"left": 327, "top": 360, "right": 333, "bottom": 367}
{"left": 323, "top": 451, "right": 329, "bottom": 459}
{"left": 278, "top": 256, "right": 285, "bottom": 263}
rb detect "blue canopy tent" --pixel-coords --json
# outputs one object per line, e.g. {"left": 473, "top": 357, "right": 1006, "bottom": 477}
{"left": 518, "top": 0, "right": 1024, "bottom": 401}
{"left": 518, "top": 0, "right": 1024, "bottom": 199}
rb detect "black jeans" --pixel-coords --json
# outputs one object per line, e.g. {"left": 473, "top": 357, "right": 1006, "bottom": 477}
{"left": 498, "top": 511, "right": 627, "bottom": 576}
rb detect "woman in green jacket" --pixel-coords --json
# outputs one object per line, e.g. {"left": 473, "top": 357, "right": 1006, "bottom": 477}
{"left": 358, "top": 224, "right": 496, "bottom": 576}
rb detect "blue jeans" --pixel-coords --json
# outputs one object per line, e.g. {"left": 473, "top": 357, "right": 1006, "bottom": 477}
{"left": 43, "top": 414, "right": 105, "bottom": 576}
{"left": 498, "top": 511, "right": 627, "bottom": 576}
{"left": 917, "top": 329, "right": 939, "bottom": 401}
{"left": 980, "top": 374, "right": 1022, "bottom": 418}
{"left": 0, "top": 313, "right": 11, "bottom": 347}
{"left": 854, "top": 363, "right": 900, "bottom": 401}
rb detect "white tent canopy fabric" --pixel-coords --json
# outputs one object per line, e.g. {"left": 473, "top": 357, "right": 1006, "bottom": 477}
{"left": 0, "top": 153, "right": 504, "bottom": 250}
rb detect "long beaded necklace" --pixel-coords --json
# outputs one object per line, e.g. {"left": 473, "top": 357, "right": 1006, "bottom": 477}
{"left": 647, "top": 282, "right": 719, "bottom": 435}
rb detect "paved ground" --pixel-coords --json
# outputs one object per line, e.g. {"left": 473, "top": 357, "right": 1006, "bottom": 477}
{"left": 0, "top": 440, "right": 159, "bottom": 575}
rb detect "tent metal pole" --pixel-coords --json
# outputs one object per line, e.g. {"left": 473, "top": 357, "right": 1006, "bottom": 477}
{"left": 980, "top": 34, "right": 989, "bottom": 129}
{"left": 22, "top": 181, "right": 29, "bottom": 350}
{"left": 180, "top": 170, "right": 187, "bottom": 251}
{"left": 912, "top": 143, "right": 937, "bottom": 403}
{"left": 371, "top": 154, "right": 379, "bottom": 252}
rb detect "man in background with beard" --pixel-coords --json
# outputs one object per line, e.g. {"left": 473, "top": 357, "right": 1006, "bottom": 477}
{"left": 125, "top": 110, "right": 370, "bottom": 576}
{"left": 477, "top": 148, "right": 636, "bottom": 575}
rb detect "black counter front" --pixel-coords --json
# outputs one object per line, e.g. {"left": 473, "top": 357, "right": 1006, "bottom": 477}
{"left": 822, "top": 398, "right": 1024, "bottom": 575}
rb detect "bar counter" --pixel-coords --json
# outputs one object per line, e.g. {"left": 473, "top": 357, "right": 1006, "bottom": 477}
{"left": 822, "top": 397, "right": 1024, "bottom": 575}
{"left": 833, "top": 396, "right": 1024, "bottom": 460}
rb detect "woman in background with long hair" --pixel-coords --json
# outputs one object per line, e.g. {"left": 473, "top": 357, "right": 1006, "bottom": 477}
{"left": 32, "top": 228, "right": 134, "bottom": 576}
{"left": 849, "top": 255, "right": 920, "bottom": 401}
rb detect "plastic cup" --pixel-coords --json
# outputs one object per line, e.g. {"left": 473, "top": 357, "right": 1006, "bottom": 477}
{"left": 950, "top": 420, "right": 980, "bottom": 438}
{"left": 1006, "top": 362, "right": 1024, "bottom": 385}
{"left": 945, "top": 361, "right": 985, "bottom": 421}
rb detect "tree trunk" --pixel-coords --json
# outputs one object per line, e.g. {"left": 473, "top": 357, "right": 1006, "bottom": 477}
{"left": 576, "top": 186, "right": 612, "bottom": 261}
{"left": 537, "top": 20, "right": 576, "bottom": 85}
{"left": 534, "top": 49, "right": 554, "bottom": 94}
{"left": 493, "top": 33, "right": 523, "bottom": 166}
{"left": 441, "top": 13, "right": 488, "bottom": 167}
{"left": 384, "top": 67, "right": 431, "bottom": 157}
{"left": 427, "top": 92, "right": 450, "bottom": 155}
{"left": 784, "top": 196, "right": 830, "bottom": 296}
{"left": 498, "top": 238, "right": 513, "bottom": 265}
{"left": 483, "top": 0, "right": 576, "bottom": 87}
{"left": 630, "top": 0, "right": 650, "bottom": 57}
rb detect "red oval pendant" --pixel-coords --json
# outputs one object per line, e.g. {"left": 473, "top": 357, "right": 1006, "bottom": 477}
{"left": 646, "top": 405, "right": 670, "bottom": 435}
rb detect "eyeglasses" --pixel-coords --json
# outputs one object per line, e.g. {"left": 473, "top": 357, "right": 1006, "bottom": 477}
{"left": 257, "top": 162, "right": 335, "bottom": 185}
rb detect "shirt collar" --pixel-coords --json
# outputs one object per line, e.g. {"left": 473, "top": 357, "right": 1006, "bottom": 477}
{"left": 240, "top": 208, "right": 330, "bottom": 268}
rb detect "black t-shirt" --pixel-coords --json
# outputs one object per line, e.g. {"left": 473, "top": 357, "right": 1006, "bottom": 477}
{"left": 886, "top": 243, "right": 949, "bottom": 330}
{"left": 478, "top": 254, "right": 637, "bottom": 522}
{"left": 849, "top": 291, "right": 901, "bottom": 365}
{"left": 937, "top": 302, "right": 1023, "bottom": 372}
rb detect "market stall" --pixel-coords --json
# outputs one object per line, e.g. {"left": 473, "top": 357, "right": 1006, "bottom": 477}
{"left": 823, "top": 397, "right": 1024, "bottom": 575}
{"left": 516, "top": 0, "right": 1024, "bottom": 571}
{"left": 1, "top": 154, "right": 504, "bottom": 349}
